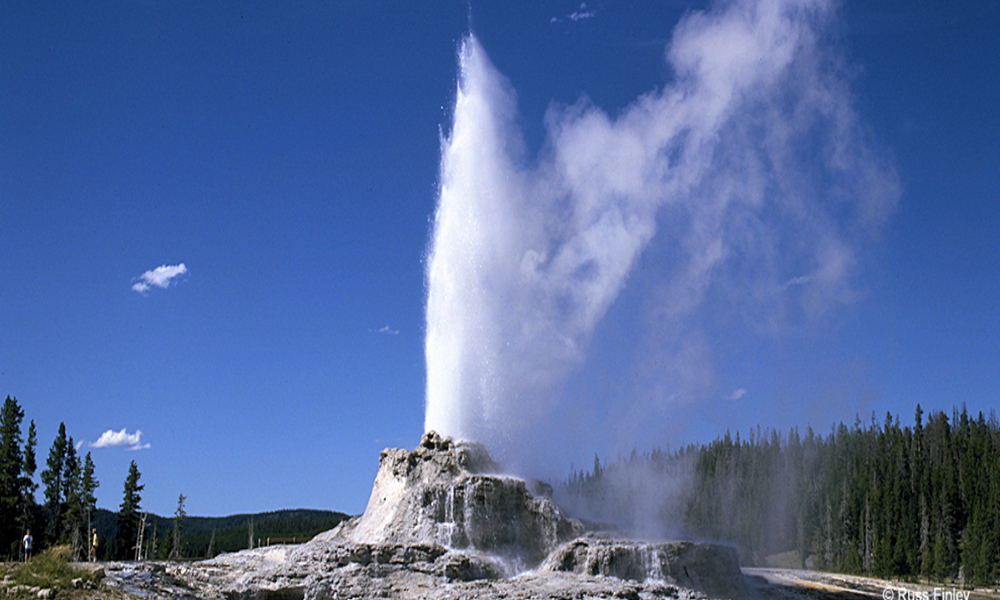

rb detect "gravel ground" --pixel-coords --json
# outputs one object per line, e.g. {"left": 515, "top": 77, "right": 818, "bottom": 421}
{"left": 745, "top": 568, "right": 1000, "bottom": 600}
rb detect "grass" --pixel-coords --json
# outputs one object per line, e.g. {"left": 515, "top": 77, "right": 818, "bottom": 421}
{"left": 4, "top": 545, "right": 100, "bottom": 595}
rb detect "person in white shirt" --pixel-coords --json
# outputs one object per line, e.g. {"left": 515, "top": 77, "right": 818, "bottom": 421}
{"left": 22, "top": 530, "right": 33, "bottom": 561}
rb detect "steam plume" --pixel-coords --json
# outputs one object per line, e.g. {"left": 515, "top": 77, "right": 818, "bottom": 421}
{"left": 425, "top": 0, "right": 898, "bottom": 471}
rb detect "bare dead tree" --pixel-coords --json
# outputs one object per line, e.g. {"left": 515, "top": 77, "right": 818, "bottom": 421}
{"left": 135, "top": 512, "right": 148, "bottom": 562}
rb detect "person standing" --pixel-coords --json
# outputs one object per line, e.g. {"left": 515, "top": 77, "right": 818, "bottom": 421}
{"left": 90, "top": 529, "right": 98, "bottom": 562}
{"left": 22, "top": 530, "right": 33, "bottom": 562}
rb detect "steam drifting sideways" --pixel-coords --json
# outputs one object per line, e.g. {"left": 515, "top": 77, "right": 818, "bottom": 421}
{"left": 425, "top": 0, "right": 899, "bottom": 470}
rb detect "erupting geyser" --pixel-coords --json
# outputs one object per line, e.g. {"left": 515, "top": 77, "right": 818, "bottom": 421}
{"left": 424, "top": 33, "right": 661, "bottom": 460}
{"left": 106, "top": 2, "right": 901, "bottom": 598}
{"left": 425, "top": 0, "right": 897, "bottom": 472}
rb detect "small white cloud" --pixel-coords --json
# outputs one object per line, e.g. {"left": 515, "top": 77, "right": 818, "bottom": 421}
{"left": 377, "top": 325, "right": 400, "bottom": 335}
{"left": 552, "top": 2, "right": 595, "bottom": 23}
{"left": 570, "top": 4, "right": 595, "bottom": 21}
{"left": 784, "top": 275, "right": 811, "bottom": 288}
{"left": 726, "top": 388, "right": 747, "bottom": 401}
{"left": 91, "top": 428, "right": 151, "bottom": 451}
{"left": 132, "top": 263, "right": 187, "bottom": 293}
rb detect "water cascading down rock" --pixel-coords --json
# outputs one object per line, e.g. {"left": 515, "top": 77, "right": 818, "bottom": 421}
{"left": 321, "top": 430, "right": 583, "bottom": 568}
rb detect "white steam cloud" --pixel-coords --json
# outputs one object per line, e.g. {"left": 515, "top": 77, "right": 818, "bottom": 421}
{"left": 425, "top": 0, "right": 899, "bottom": 471}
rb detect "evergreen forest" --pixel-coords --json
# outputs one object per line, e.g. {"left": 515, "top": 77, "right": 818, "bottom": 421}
{"left": 559, "top": 404, "right": 1000, "bottom": 585}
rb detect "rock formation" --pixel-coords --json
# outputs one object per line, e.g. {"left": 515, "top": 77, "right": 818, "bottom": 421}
{"left": 320, "top": 430, "right": 582, "bottom": 569}
{"left": 107, "top": 432, "right": 750, "bottom": 600}
{"left": 542, "top": 534, "right": 749, "bottom": 599}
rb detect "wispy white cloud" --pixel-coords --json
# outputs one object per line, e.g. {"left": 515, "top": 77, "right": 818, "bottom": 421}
{"left": 551, "top": 3, "right": 596, "bottom": 23}
{"left": 726, "top": 388, "right": 747, "bottom": 401}
{"left": 132, "top": 263, "right": 187, "bottom": 293}
{"left": 91, "top": 428, "right": 151, "bottom": 451}
{"left": 377, "top": 325, "right": 400, "bottom": 335}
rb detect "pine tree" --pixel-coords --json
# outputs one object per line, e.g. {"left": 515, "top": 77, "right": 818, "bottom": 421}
{"left": 930, "top": 531, "right": 948, "bottom": 580}
{"left": 919, "top": 493, "right": 930, "bottom": 576}
{"left": 170, "top": 494, "right": 186, "bottom": 560}
{"left": 62, "top": 437, "right": 83, "bottom": 555}
{"left": 19, "top": 420, "right": 39, "bottom": 537}
{"left": 863, "top": 494, "right": 874, "bottom": 576}
{"left": 117, "top": 460, "right": 144, "bottom": 559}
{"left": 962, "top": 503, "right": 984, "bottom": 585}
{"left": 80, "top": 452, "right": 98, "bottom": 539}
{"left": 147, "top": 518, "right": 158, "bottom": 560}
{"left": 41, "top": 423, "right": 68, "bottom": 543}
{"left": 0, "top": 396, "right": 27, "bottom": 558}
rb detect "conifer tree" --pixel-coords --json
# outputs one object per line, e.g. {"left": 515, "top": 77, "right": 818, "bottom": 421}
{"left": 20, "top": 420, "right": 39, "bottom": 534}
{"left": 0, "top": 396, "right": 27, "bottom": 557}
{"left": 41, "top": 423, "right": 68, "bottom": 543}
{"left": 118, "top": 460, "right": 144, "bottom": 559}
{"left": 147, "top": 518, "right": 158, "bottom": 560}
{"left": 170, "top": 494, "right": 186, "bottom": 560}
{"left": 80, "top": 452, "right": 98, "bottom": 538}
{"left": 62, "top": 437, "right": 83, "bottom": 555}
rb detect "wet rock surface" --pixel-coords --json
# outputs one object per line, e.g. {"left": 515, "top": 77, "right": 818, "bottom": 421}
{"left": 103, "top": 433, "right": 751, "bottom": 600}
{"left": 325, "top": 430, "right": 582, "bottom": 567}
{"left": 542, "top": 533, "right": 749, "bottom": 599}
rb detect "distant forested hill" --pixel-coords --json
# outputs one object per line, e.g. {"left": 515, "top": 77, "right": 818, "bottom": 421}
{"left": 558, "top": 404, "right": 1000, "bottom": 585}
{"left": 92, "top": 508, "right": 350, "bottom": 559}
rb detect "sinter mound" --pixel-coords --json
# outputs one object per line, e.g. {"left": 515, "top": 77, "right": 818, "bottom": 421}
{"left": 320, "top": 430, "right": 582, "bottom": 566}
{"left": 117, "top": 432, "right": 749, "bottom": 600}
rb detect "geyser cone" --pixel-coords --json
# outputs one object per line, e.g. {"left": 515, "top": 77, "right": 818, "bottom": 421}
{"left": 328, "top": 431, "right": 583, "bottom": 567}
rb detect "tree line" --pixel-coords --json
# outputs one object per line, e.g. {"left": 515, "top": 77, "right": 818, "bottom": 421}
{"left": 0, "top": 395, "right": 149, "bottom": 560}
{"left": 155, "top": 509, "right": 349, "bottom": 558}
{"left": 558, "top": 404, "right": 1000, "bottom": 585}
{"left": 2, "top": 395, "right": 349, "bottom": 562}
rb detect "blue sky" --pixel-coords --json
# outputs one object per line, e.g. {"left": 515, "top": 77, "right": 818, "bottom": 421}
{"left": 1, "top": 0, "right": 997, "bottom": 517}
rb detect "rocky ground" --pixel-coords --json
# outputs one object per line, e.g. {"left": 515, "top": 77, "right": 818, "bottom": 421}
{"left": 99, "top": 560, "right": 1000, "bottom": 600}
{"left": 745, "top": 569, "right": 1000, "bottom": 600}
{"left": 104, "top": 557, "right": 712, "bottom": 600}
{"left": 137, "top": 533, "right": 746, "bottom": 599}
{"left": 76, "top": 433, "right": 1000, "bottom": 600}
{"left": 99, "top": 432, "right": 753, "bottom": 600}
